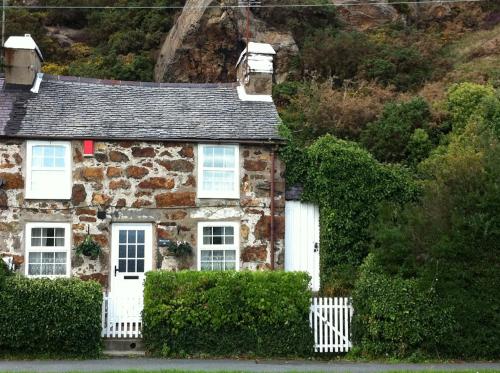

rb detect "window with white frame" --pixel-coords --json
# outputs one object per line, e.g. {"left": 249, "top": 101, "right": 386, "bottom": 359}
{"left": 26, "top": 141, "right": 72, "bottom": 200}
{"left": 198, "top": 222, "right": 240, "bottom": 271}
{"left": 198, "top": 144, "right": 239, "bottom": 199}
{"left": 25, "top": 222, "right": 71, "bottom": 277}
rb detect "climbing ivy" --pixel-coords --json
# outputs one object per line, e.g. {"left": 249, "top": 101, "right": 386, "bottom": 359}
{"left": 280, "top": 129, "right": 418, "bottom": 294}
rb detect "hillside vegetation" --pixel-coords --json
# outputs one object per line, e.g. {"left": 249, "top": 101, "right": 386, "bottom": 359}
{"left": 2, "top": 0, "right": 500, "bottom": 360}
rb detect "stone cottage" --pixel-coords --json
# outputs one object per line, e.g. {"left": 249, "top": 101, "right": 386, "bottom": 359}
{"left": 0, "top": 35, "right": 292, "bottom": 304}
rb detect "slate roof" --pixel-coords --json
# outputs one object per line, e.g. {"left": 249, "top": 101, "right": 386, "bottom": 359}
{"left": 0, "top": 74, "right": 282, "bottom": 143}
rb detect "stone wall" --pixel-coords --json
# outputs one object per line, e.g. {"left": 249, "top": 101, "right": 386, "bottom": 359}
{"left": 0, "top": 139, "right": 285, "bottom": 288}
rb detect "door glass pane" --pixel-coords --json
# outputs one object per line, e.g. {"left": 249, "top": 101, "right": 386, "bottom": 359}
{"left": 137, "top": 245, "right": 144, "bottom": 258}
{"left": 128, "top": 245, "right": 136, "bottom": 258}
{"left": 119, "top": 245, "right": 126, "bottom": 258}
{"left": 137, "top": 230, "right": 145, "bottom": 244}
{"left": 119, "top": 230, "right": 126, "bottom": 244}
{"left": 127, "top": 259, "right": 136, "bottom": 272}
{"left": 137, "top": 259, "right": 144, "bottom": 273}
{"left": 128, "top": 230, "right": 136, "bottom": 244}
{"left": 118, "top": 259, "right": 126, "bottom": 272}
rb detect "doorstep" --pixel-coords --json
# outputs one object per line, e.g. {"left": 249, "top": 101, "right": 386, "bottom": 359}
{"left": 103, "top": 338, "right": 145, "bottom": 357}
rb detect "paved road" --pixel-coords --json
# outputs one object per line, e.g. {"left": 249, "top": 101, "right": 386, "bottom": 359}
{"left": 0, "top": 358, "right": 499, "bottom": 372}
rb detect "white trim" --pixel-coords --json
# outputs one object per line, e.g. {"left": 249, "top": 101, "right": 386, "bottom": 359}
{"left": 25, "top": 140, "right": 72, "bottom": 200}
{"left": 25, "top": 222, "right": 71, "bottom": 278}
{"left": 237, "top": 85, "right": 273, "bottom": 102}
{"left": 197, "top": 144, "right": 240, "bottom": 199}
{"left": 197, "top": 221, "right": 240, "bottom": 271}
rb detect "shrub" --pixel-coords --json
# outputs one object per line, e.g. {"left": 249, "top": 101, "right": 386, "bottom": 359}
{"left": 143, "top": 271, "right": 313, "bottom": 357}
{"left": 0, "top": 276, "right": 102, "bottom": 356}
{"left": 360, "top": 97, "right": 435, "bottom": 164}
{"left": 352, "top": 255, "right": 454, "bottom": 358}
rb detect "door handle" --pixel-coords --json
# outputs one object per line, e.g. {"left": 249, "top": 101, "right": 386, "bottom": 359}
{"left": 314, "top": 242, "right": 319, "bottom": 252}
{"left": 114, "top": 265, "right": 119, "bottom": 277}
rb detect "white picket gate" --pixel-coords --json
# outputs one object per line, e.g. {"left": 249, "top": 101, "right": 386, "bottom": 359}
{"left": 310, "top": 297, "right": 353, "bottom": 353}
{"left": 102, "top": 294, "right": 143, "bottom": 338}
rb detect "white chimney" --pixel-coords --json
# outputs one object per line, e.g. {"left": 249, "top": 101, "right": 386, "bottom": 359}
{"left": 236, "top": 42, "right": 276, "bottom": 101}
{"left": 3, "top": 34, "right": 43, "bottom": 86}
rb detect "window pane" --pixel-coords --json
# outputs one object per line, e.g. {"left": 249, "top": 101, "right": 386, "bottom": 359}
{"left": 213, "top": 261, "right": 223, "bottom": 271}
{"left": 54, "top": 146, "right": 66, "bottom": 157}
{"left": 42, "top": 252, "right": 54, "bottom": 263}
{"left": 31, "top": 237, "right": 41, "bottom": 246}
{"left": 226, "top": 250, "right": 236, "bottom": 261}
{"left": 213, "top": 227, "right": 223, "bottom": 236}
{"left": 213, "top": 250, "right": 224, "bottom": 261}
{"left": 225, "top": 227, "right": 234, "bottom": 236}
{"left": 225, "top": 236, "right": 234, "bottom": 245}
{"left": 42, "top": 263, "right": 53, "bottom": 275}
{"left": 203, "top": 227, "right": 211, "bottom": 236}
{"left": 54, "top": 264, "right": 66, "bottom": 275}
{"left": 55, "top": 158, "right": 65, "bottom": 168}
{"left": 32, "top": 146, "right": 43, "bottom": 157}
{"left": 119, "top": 245, "right": 126, "bottom": 258}
{"left": 43, "top": 157, "right": 55, "bottom": 168}
{"left": 201, "top": 262, "right": 211, "bottom": 270}
{"left": 29, "top": 252, "right": 41, "bottom": 263}
{"left": 42, "top": 237, "right": 55, "bottom": 246}
{"left": 201, "top": 250, "right": 211, "bottom": 261}
{"left": 29, "top": 264, "right": 41, "bottom": 276}
{"left": 55, "top": 252, "right": 66, "bottom": 263}
{"left": 225, "top": 262, "right": 236, "bottom": 270}
{"left": 213, "top": 236, "right": 223, "bottom": 245}
{"left": 32, "top": 228, "right": 42, "bottom": 237}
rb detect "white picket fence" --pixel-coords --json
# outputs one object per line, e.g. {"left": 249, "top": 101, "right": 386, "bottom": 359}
{"left": 101, "top": 294, "right": 353, "bottom": 352}
{"left": 102, "top": 294, "right": 143, "bottom": 338}
{"left": 310, "top": 297, "right": 353, "bottom": 353}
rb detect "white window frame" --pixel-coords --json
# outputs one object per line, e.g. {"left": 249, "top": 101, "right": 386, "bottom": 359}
{"left": 197, "top": 144, "right": 240, "bottom": 199}
{"left": 25, "top": 222, "right": 71, "bottom": 278}
{"left": 25, "top": 140, "right": 72, "bottom": 200}
{"left": 197, "top": 221, "right": 240, "bottom": 271}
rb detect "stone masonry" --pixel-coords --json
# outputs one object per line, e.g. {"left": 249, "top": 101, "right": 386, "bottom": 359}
{"left": 0, "top": 140, "right": 285, "bottom": 288}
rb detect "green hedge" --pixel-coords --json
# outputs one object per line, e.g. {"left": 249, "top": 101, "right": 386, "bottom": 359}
{"left": 0, "top": 276, "right": 102, "bottom": 356}
{"left": 351, "top": 255, "right": 454, "bottom": 358}
{"left": 143, "top": 271, "right": 313, "bottom": 357}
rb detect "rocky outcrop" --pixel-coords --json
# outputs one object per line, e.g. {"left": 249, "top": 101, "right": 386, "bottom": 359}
{"left": 154, "top": 0, "right": 298, "bottom": 83}
{"left": 333, "top": 0, "right": 403, "bottom": 30}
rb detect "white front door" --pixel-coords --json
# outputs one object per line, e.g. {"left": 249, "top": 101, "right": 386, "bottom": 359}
{"left": 104, "top": 223, "right": 153, "bottom": 338}
{"left": 285, "top": 201, "right": 320, "bottom": 291}
{"left": 110, "top": 223, "right": 153, "bottom": 297}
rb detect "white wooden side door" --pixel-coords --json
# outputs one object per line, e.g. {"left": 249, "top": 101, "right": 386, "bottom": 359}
{"left": 285, "top": 201, "right": 320, "bottom": 291}
{"left": 110, "top": 223, "right": 153, "bottom": 298}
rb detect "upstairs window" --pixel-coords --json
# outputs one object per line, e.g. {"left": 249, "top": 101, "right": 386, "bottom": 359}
{"left": 198, "top": 222, "right": 240, "bottom": 271}
{"left": 26, "top": 141, "right": 72, "bottom": 200}
{"left": 198, "top": 144, "right": 239, "bottom": 199}
{"left": 25, "top": 222, "right": 70, "bottom": 278}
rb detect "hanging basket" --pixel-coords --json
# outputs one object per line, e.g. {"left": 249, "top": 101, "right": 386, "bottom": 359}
{"left": 75, "top": 227, "right": 102, "bottom": 259}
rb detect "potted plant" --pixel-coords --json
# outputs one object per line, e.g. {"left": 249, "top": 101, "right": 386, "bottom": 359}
{"left": 75, "top": 227, "right": 101, "bottom": 260}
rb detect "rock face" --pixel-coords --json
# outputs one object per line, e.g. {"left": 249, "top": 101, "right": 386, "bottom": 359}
{"left": 333, "top": 0, "right": 403, "bottom": 30}
{"left": 154, "top": 0, "right": 298, "bottom": 84}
